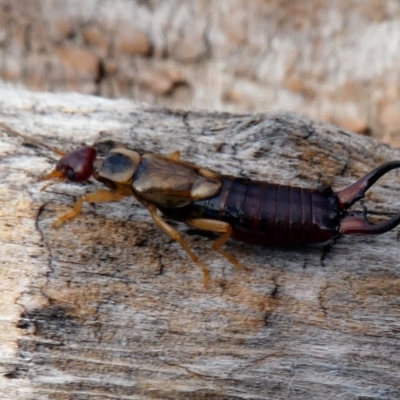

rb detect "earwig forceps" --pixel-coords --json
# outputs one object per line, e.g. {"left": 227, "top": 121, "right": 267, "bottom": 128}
{"left": 337, "top": 161, "right": 400, "bottom": 235}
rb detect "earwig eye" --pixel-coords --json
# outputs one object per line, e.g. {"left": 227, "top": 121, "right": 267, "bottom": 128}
{"left": 66, "top": 168, "right": 75, "bottom": 181}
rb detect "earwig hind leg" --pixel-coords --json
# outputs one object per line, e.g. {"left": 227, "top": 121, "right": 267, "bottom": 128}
{"left": 53, "top": 190, "right": 124, "bottom": 228}
{"left": 187, "top": 219, "right": 249, "bottom": 271}
{"left": 167, "top": 151, "right": 181, "bottom": 161}
{"left": 147, "top": 205, "right": 210, "bottom": 287}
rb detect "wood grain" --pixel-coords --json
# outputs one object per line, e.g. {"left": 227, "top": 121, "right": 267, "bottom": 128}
{"left": 2, "top": 1, "right": 400, "bottom": 142}
{"left": 1, "top": 84, "right": 400, "bottom": 399}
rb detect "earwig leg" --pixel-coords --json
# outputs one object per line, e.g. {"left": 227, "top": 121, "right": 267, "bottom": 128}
{"left": 188, "top": 219, "right": 248, "bottom": 271}
{"left": 167, "top": 151, "right": 181, "bottom": 161}
{"left": 147, "top": 205, "right": 210, "bottom": 287}
{"left": 53, "top": 190, "right": 124, "bottom": 228}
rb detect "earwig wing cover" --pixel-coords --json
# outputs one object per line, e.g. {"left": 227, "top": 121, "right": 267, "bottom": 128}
{"left": 132, "top": 154, "right": 221, "bottom": 208}
{"left": 191, "top": 176, "right": 221, "bottom": 200}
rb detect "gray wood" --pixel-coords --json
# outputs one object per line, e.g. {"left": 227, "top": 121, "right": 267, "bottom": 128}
{"left": 1, "top": 84, "right": 400, "bottom": 399}
{"left": 2, "top": 0, "right": 400, "bottom": 142}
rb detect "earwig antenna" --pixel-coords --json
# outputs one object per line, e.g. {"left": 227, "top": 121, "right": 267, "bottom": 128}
{"left": 0, "top": 120, "right": 66, "bottom": 157}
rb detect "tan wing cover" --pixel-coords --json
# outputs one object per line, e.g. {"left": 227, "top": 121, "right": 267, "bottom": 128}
{"left": 132, "top": 154, "right": 222, "bottom": 207}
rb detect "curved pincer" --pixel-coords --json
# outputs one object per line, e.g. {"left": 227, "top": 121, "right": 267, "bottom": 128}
{"left": 336, "top": 161, "right": 400, "bottom": 235}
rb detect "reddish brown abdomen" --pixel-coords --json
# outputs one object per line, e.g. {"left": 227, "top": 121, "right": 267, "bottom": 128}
{"left": 190, "top": 176, "right": 340, "bottom": 246}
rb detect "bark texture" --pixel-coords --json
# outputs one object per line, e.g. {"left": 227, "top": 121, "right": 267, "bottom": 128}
{"left": 1, "top": 1, "right": 400, "bottom": 143}
{"left": 1, "top": 85, "right": 400, "bottom": 399}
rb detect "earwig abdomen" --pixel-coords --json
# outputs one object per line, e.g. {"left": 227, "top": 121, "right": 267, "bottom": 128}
{"left": 181, "top": 177, "right": 341, "bottom": 246}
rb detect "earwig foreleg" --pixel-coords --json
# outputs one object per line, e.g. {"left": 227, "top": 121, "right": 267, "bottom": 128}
{"left": 53, "top": 190, "right": 124, "bottom": 228}
{"left": 147, "top": 205, "right": 210, "bottom": 286}
{"left": 188, "top": 219, "right": 248, "bottom": 271}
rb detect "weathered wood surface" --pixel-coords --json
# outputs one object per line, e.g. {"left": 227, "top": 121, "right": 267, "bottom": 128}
{"left": 1, "top": 85, "right": 400, "bottom": 399}
{"left": 2, "top": 0, "right": 400, "bottom": 143}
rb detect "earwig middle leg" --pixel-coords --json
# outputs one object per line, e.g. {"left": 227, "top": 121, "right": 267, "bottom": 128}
{"left": 187, "top": 219, "right": 248, "bottom": 271}
{"left": 147, "top": 205, "right": 210, "bottom": 286}
{"left": 53, "top": 190, "right": 124, "bottom": 228}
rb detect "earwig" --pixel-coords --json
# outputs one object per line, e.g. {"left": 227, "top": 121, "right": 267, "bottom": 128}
{"left": 41, "top": 145, "right": 400, "bottom": 285}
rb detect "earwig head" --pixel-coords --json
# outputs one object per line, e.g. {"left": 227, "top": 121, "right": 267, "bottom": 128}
{"left": 41, "top": 146, "right": 97, "bottom": 188}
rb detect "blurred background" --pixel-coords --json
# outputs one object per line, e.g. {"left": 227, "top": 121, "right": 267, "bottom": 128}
{"left": 1, "top": 0, "right": 400, "bottom": 145}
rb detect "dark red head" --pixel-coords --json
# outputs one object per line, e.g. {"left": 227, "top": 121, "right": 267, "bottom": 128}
{"left": 41, "top": 146, "right": 97, "bottom": 186}
{"left": 55, "top": 146, "right": 97, "bottom": 182}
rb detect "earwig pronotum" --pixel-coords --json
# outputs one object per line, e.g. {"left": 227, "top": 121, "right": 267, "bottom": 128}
{"left": 41, "top": 144, "right": 400, "bottom": 285}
